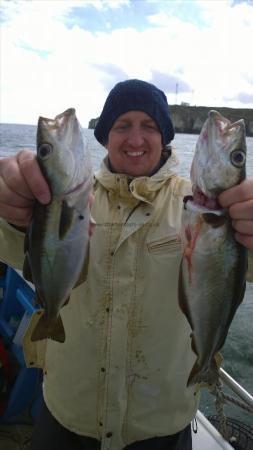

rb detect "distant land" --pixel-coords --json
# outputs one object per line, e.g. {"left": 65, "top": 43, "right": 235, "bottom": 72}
{"left": 88, "top": 105, "right": 253, "bottom": 137}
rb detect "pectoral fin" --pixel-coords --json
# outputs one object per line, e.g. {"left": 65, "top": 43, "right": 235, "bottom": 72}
{"left": 74, "top": 244, "right": 90, "bottom": 288}
{"left": 59, "top": 200, "right": 74, "bottom": 240}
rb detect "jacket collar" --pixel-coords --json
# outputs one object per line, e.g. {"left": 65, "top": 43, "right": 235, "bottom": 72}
{"left": 94, "top": 150, "right": 179, "bottom": 204}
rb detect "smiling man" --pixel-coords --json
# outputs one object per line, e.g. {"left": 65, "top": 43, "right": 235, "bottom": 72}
{"left": 95, "top": 79, "right": 175, "bottom": 177}
{"left": 106, "top": 110, "right": 162, "bottom": 177}
{"left": 0, "top": 79, "right": 253, "bottom": 450}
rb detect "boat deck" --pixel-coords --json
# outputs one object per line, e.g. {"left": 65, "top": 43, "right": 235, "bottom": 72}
{"left": 193, "top": 411, "right": 234, "bottom": 449}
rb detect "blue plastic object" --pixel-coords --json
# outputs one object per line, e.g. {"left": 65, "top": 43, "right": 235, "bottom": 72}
{"left": 0, "top": 264, "right": 43, "bottom": 422}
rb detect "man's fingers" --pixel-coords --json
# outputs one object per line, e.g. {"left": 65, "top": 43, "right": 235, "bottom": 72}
{"left": 0, "top": 202, "right": 33, "bottom": 227}
{"left": 0, "top": 176, "right": 34, "bottom": 208}
{"left": 2, "top": 155, "right": 34, "bottom": 201}
{"left": 232, "top": 219, "right": 253, "bottom": 235}
{"left": 219, "top": 179, "right": 253, "bottom": 208}
{"left": 17, "top": 150, "right": 51, "bottom": 203}
{"left": 229, "top": 199, "right": 253, "bottom": 220}
{"left": 234, "top": 232, "right": 253, "bottom": 251}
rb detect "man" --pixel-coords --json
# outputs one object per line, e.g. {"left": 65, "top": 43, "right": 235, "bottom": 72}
{"left": 0, "top": 79, "right": 252, "bottom": 450}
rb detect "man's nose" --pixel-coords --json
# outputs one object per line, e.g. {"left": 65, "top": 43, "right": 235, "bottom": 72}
{"left": 127, "top": 127, "right": 144, "bottom": 147}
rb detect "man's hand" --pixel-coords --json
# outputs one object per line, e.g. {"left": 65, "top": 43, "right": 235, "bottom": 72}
{"left": 0, "top": 149, "right": 96, "bottom": 237}
{"left": 219, "top": 178, "right": 253, "bottom": 250}
{"left": 0, "top": 149, "right": 51, "bottom": 227}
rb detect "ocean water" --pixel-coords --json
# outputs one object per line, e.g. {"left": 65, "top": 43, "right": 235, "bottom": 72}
{"left": 0, "top": 123, "right": 252, "bottom": 427}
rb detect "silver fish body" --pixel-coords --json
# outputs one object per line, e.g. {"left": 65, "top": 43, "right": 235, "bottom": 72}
{"left": 179, "top": 110, "right": 247, "bottom": 386}
{"left": 23, "top": 108, "right": 92, "bottom": 342}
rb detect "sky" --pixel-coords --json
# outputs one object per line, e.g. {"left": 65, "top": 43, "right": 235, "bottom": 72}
{"left": 1, "top": 0, "right": 253, "bottom": 127}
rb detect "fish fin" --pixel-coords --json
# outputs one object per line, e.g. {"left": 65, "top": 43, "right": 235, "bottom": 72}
{"left": 59, "top": 200, "right": 74, "bottom": 240}
{"left": 63, "top": 296, "right": 70, "bottom": 306}
{"left": 31, "top": 312, "right": 65, "bottom": 343}
{"left": 34, "top": 291, "right": 43, "bottom": 307}
{"left": 23, "top": 254, "right": 33, "bottom": 283}
{"left": 214, "top": 352, "right": 223, "bottom": 369}
{"left": 187, "top": 355, "right": 219, "bottom": 387}
{"left": 73, "top": 244, "right": 90, "bottom": 288}
{"left": 191, "top": 333, "right": 198, "bottom": 356}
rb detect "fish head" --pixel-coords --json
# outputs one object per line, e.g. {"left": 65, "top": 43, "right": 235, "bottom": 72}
{"left": 190, "top": 110, "right": 246, "bottom": 202}
{"left": 36, "top": 108, "right": 90, "bottom": 196}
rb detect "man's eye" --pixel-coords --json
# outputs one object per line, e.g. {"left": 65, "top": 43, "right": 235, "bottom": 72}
{"left": 143, "top": 124, "right": 157, "bottom": 130}
{"left": 114, "top": 124, "right": 129, "bottom": 130}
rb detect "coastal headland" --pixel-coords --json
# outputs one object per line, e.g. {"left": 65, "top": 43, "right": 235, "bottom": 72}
{"left": 88, "top": 105, "right": 253, "bottom": 137}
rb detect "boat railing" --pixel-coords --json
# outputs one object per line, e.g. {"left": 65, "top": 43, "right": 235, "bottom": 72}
{"left": 219, "top": 367, "right": 253, "bottom": 413}
{"left": 199, "top": 366, "right": 253, "bottom": 449}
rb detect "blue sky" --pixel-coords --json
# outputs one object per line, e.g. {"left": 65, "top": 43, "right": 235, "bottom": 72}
{"left": 1, "top": 0, "right": 253, "bottom": 125}
{"left": 64, "top": 1, "right": 207, "bottom": 32}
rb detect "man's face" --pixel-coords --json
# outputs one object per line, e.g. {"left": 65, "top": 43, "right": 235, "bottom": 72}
{"left": 106, "top": 111, "right": 163, "bottom": 177}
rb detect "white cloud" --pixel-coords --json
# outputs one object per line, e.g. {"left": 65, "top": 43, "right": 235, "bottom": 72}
{"left": 146, "top": 1, "right": 253, "bottom": 107}
{"left": 1, "top": 0, "right": 253, "bottom": 125}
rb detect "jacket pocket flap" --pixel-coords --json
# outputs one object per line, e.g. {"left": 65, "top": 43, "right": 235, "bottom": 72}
{"left": 147, "top": 235, "right": 181, "bottom": 253}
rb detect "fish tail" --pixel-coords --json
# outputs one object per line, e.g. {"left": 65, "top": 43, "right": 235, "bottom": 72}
{"left": 187, "top": 357, "right": 219, "bottom": 387}
{"left": 31, "top": 312, "right": 65, "bottom": 343}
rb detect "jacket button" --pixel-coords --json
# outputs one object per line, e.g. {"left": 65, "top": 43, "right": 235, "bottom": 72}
{"left": 106, "top": 432, "right": 113, "bottom": 438}
{"left": 146, "top": 212, "right": 151, "bottom": 216}
{"left": 101, "top": 367, "right": 106, "bottom": 372}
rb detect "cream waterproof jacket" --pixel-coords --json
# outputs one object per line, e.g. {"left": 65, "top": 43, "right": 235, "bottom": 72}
{"left": 0, "top": 155, "right": 252, "bottom": 450}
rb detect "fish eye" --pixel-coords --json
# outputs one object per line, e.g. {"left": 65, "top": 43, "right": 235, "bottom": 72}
{"left": 38, "top": 143, "right": 53, "bottom": 159}
{"left": 230, "top": 149, "right": 246, "bottom": 168}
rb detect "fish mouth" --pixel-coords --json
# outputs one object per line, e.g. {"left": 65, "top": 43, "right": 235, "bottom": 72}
{"left": 193, "top": 187, "right": 222, "bottom": 210}
{"left": 185, "top": 187, "right": 225, "bottom": 215}
{"left": 63, "top": 177, "right": 92, "bottom": 197}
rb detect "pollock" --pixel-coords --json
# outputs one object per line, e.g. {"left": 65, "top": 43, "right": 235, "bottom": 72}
{"left": 179, "top": 110, "right": 248, "bottom": 386}
{"left": 23, "top": 108, "right": 92, "bottom": 342}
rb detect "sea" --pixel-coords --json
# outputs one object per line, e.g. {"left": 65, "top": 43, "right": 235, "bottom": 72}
{"left": 0, "top": 123, "right": 252, "bottom": 427}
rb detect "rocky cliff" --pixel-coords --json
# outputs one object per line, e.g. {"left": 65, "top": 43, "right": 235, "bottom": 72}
{"left": 88, "top": 105, "right": 253, "bottom": 137}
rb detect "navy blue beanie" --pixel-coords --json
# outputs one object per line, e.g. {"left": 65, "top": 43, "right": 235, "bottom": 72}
{"left": 94, "top": 79, "right": 174, "bottom": 146}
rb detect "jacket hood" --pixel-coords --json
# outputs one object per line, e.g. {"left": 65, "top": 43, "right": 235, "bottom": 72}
{"left": 94, "top": 150, "right": 179, "bottom": 204}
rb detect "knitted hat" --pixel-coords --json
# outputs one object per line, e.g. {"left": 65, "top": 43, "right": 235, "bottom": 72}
{"left": 94, "top": 79, "right": 175, "bottom": 146}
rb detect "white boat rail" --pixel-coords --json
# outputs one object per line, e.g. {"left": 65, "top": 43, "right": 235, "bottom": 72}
{"left": 219, "top": 367, "right": 253, "bottom": 412}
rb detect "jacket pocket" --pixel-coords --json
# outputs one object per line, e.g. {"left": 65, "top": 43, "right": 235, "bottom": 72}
{"left": 147, "top": 235, "right": 182, "bottom": 254}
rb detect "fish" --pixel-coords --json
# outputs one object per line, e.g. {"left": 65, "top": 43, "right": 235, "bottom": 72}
{"left": 179, "top": 110, "right": 248, "bottom": 386}
{"left": 23, "top": 108, "right": 92, "bottom": 342}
